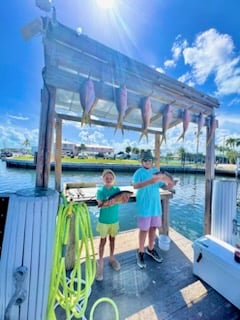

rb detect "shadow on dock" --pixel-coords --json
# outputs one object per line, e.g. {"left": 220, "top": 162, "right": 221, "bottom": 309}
{"left": 56, "top": 229, "right": 240, "bottom": 320}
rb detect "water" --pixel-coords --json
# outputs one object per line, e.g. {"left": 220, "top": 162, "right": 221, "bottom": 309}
{"left": 0, "top": 160, "right": 239, "bottom": 241}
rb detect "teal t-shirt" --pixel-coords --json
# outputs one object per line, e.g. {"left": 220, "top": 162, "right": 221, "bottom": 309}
{"left": 132, "top": 167, "right": 166, "bottom": 217}
{"left": 96, "top": 185, "right": 120, "bottom": 224}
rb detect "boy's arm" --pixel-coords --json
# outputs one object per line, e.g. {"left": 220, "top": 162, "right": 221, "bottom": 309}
{"left": 133, "top": 173, "right": 177, "bottom": 190}
{"left": 133, "top": 175, "right": 161, "bottom": 189}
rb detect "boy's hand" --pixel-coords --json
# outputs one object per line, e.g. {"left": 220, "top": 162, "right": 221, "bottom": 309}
{"left": 108, "top": 198, "right": 115, "bottom": 206}
{"left": 166, "top": 180, "right": 177, "bottom": 189}
{"left": 151, "top": 174, "right": 162, "bottom": 183}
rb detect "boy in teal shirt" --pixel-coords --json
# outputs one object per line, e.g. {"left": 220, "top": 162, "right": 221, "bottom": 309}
{"left": 96, "top": 169, "right": 130, "bottom": 281}
{"left": 132, "top": 150, "right": 176, "bottom": 268}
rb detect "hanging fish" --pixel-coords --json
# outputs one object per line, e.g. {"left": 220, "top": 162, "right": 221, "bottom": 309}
{"left": 114, "top": 85, "right": 128, "bottom": 135}
{"left": 79, "top": 77, "right": 97, "bottom": 126}
{"left": 207, "top": 115, "right": 218, "bottom": 146}
{"left": 197, "top": 112, "right": 205, "bottom": 138}
{"left": 139, "top": 96, "right": 152, "bottom": 143}
{"left": 160, "top": 105, "right": 173, "bottom": 145}
{"left": 177, "top": 109, "right": 191, "bottom": 141}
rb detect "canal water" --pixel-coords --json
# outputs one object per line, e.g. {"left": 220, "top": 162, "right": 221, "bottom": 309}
{"left": 0, "top": 160, "right": 239, "bottom": 241}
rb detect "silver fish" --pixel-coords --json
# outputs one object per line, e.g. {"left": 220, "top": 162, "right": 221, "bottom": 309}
{"left": 160, "top": 105, "right": 173, "bottom": 145}
{"left": 98, "top": 190, "right": 133, "bottom": 208}
{"left": 139, "top": 96, "right": 152, "bottom": 143}
{"left": 207, "top": 115, "right": 218, "bottom": 146}
{"left": 114, "top": 85, "right": 128, "bottom": 135}
{"left": 177, "top": 109, "right": 191, "bottom": 141}
{"left": 79, "top": 77, "right": 97, "bottom": 126}
{"left": 197, "top": 112, "right": 205, "bottom": 138}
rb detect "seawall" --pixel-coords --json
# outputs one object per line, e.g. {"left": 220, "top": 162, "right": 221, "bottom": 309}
{"left": 5, "top": 159, "right": 239, "bottom": 177}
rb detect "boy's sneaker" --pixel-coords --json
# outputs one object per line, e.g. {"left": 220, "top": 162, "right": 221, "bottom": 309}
{"left": 136, "top": 250, "right": 146, "bottom": 269}
{"left": 146, "top": 247, "right": 163, "bottom": 263}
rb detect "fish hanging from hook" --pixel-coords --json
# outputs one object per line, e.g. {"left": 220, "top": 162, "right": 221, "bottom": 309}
{"left": 177, "top": 109, "right": 191, "bottom": 142}
{"left": 139, "top": 95, "right": 152, "bottom": 143}
{"left": 114, "top": 84, "right": 128, "bottom": 135}
{"left": 79, "top": 74, "right": 97, "bottom": 126}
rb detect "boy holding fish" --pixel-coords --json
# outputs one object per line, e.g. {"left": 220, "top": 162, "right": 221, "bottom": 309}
{"left": 132, "top": 150, "right": 176, "bottom": 269}
{"left": 95, "top": 169, "right": 132, "bottom": 281}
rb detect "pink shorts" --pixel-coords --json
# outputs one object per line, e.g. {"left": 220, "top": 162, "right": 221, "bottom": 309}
{"left": 137, "top": 216, "right": 162, "bottom": 231}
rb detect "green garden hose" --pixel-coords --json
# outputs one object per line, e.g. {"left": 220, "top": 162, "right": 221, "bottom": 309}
{"left": 46, "top": 195, "right": 119, "bottom": 320}
{"left": 47, "top": 197, "right": 96, "bottom": 319}
{"left": 89, "top": 297, "right": 119, "bottom": 320}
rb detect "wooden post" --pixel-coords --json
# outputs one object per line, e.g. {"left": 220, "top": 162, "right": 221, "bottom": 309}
{"left": 158, "top": 191, "right": 173, "bottom": 235}
{"left": 36, "top": 81, "right": 56, "bottom": 188}
{"left": 154, "top": 133, "right": 161, "bottom": 169}
{"left": 55, "top": 117, "right": 62, "bottom": 192}
{"left": 204, "top": 116, "right": 216, "bottom": 234}
{"left": 65, "top": 214, "right": 76, "bottom": 271}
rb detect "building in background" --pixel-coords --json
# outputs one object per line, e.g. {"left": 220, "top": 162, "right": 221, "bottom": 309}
{"left": 60, "top": 142, "right": 114, "bottom": 156}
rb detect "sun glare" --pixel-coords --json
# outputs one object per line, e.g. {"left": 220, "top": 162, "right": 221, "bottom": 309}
{"left": 96, "top": 0, "right": 115, "bottom": 10}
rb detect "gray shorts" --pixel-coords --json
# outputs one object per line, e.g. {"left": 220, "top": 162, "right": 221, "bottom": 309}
{"left": 137, "top": 216, "right": 162, "bottom": 231}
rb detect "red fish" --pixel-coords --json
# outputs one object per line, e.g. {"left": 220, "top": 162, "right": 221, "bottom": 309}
{"left": 160, "top": 105, "right": 173, "bottom": 145}
{"left": 177, "top": 109, "right": 191, "bottom": 141}
{"left": 207, "top": 115, "right": 218, "bottom": 146}
{"left": 79, "top": 77, "right": 97, "bottom": 126}
{"left": 139, "top": 96, "right": 152, "bottom": 143}
{"left": 114, "top": 85, "right": 128, "bottom": 135}
{"left": 98, "top": 190, "right": 133, "bottom": 208}
{"left": 197, "top": 112, "right": 205, "bottom": 138}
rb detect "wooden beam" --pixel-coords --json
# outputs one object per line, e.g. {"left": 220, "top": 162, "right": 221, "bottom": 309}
{"left": 154, "top": 134, "right": 161, "bottom": 169}
{"left": 56, "top": 113, "right": 163, "bottom": 135}
{"left": 204, "top": 117, "right": 215, "bottom": 234}
{"left": 55, "top": 117, "right": 62, "bottom": 192}
{"left": 44, "top": 39, "right": 216, "bottom": 113}
{"left": 36, "top": 83, "right": 56, "bottom": 188}
{"left": 44, "top": 20, "right": 219, "bottom": 109}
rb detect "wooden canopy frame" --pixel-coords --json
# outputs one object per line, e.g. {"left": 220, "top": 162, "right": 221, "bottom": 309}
{"left": 35, "top": 16, "right": 219, "bottom": 234}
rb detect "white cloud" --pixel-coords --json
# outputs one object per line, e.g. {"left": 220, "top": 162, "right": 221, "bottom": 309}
{"left": 181, "top": 29, "right": 240, "bottom": 95}
{"left": 163, "top": 29, "right": 240, "bottom": 97}
{"left": 0, "top": 124, "right": 38, "bottom": 149}
{"left": 164, "top": 35, "right": 188, "bottom": 68}
{"left": 8, "top": 114, "right": 29, "bottom": 121}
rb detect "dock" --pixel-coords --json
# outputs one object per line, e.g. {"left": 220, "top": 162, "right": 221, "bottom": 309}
{"left": 56, "top": 228, "right": 240, "bottom": 320}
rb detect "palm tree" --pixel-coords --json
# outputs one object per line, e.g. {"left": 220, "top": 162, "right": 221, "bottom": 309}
{"left": 23, "top": 138, "right": 31, "bottom": 153}
{"left": 125, "top": 146, "right": 131, "bottom": 154}
{"left": 226, "top": 137, "right": 236, "bottom": 149}
{"left": 177, "top": 147, "right": 185, "bottom": 166}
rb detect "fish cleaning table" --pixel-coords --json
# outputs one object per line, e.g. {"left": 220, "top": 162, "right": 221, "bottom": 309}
{"left": 63, "top": 183, "right": 173, "bottom": 235}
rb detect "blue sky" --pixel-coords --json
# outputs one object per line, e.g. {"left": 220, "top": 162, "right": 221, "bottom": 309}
{"left": 1, "top": 0, "right": 240, "bottom": 155}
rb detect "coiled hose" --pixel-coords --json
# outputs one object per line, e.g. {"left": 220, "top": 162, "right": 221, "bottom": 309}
{"left": 47, "top": 195, "right": 119, "bottom": 320}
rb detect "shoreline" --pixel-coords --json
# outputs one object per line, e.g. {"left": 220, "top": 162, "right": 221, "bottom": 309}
{"left": 4, "top": 159, "right": 239, "bottom": 177}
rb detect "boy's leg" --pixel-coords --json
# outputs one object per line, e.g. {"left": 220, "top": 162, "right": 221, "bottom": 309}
{"left": 139, "top": 229, "right": 148, "bottom": 252}
{"left": 109, "top": 235, "right": 115, "bottom": 258}
{"left": 109, "top": 235, "right": 120, "bottom": 271}
{"left": 145, "top": 217, "right": 163, "bottom": 263}
{"left": 96, "top": 237, "right": 106, "bottom": 281}
{"left": 98, "top": 237, "right": 106, "bottom": 267}
{"left": 136, "top": 229, "right": 148, "bottom": 268}
{"left": 148, "top": 226, "right": 157, "bottom": 250}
